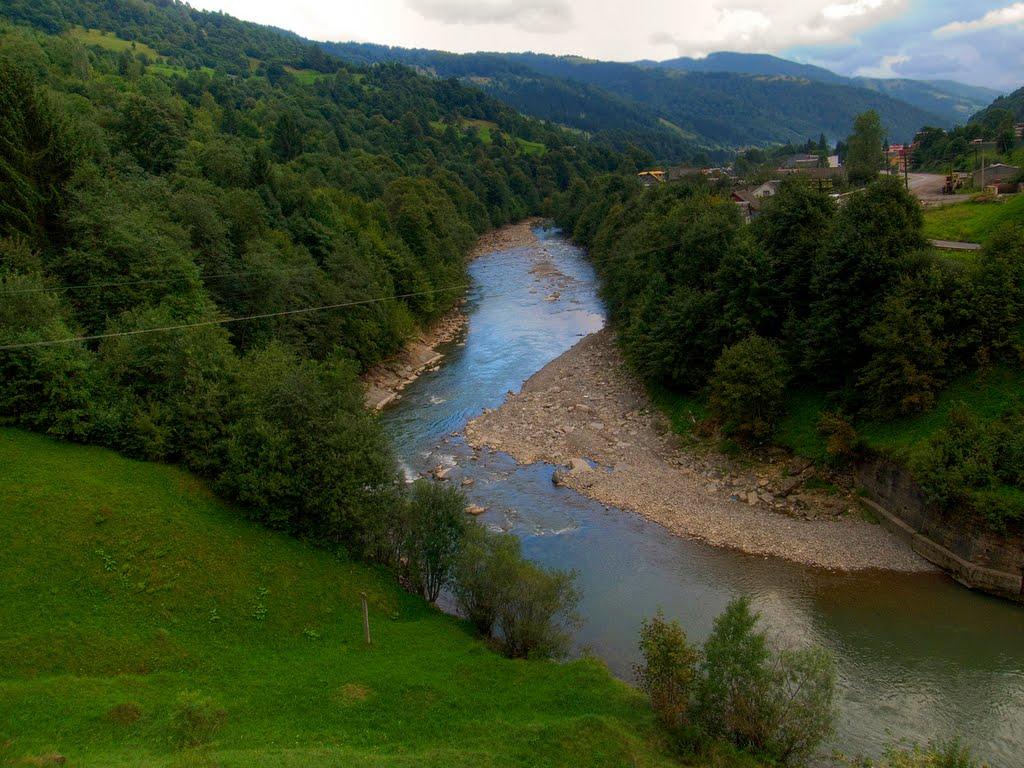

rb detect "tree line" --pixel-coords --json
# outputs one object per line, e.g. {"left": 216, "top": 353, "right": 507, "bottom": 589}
{"left": 555, "top": 144, "right": 1024, "bottom": 529}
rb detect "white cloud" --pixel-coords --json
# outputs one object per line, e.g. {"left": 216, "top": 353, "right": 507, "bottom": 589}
{"left": 853, "top": 53, "right": 908, "bottom": 77}
{"left": 407, "top": 0, "right": 573, "bottom": 32}
{"left": 935, "top": 3, "right": 1024, "bottom": 38}
{"left": 821, "top": 0, "right": 888, "bottom": 22}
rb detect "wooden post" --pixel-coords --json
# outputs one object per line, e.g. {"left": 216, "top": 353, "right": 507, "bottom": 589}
{"left": 360, "top": 591, "right": 371, "bottom": 645}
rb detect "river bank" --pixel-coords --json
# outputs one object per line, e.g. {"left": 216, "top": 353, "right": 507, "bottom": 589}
{"left": 363, "top": 219, "right": 544, "bottom": 410}
{"left": 465, "top": 328, "right": 931, "bottom": 572}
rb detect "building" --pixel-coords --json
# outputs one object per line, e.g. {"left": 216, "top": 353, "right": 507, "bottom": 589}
{"left": 637, "top": 169, "right": 665, "bottom": 187}
{"left": 974, "top": 163, "right": 1020, "bottom": 188}
{"left": 666, "top": 165, "right": 702, "bottom": 181}
{"left": 731, "top": 180, "right": 781, "bottom": 222}
{"left": 1016, "top": 124, "right": 1024, "bottom": 140}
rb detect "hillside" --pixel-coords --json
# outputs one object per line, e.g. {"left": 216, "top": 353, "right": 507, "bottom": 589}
{"left": 644, "top": 52, "right": 1000, "bottom": 127}
{"left": 0, "top": 428, "right": 680, "bottom": 767}
{"left": 324, "top": 44, "right": 943, "bottom": 152}
{"left": 972, "top": 84, "right": 1024, "bottom": 123}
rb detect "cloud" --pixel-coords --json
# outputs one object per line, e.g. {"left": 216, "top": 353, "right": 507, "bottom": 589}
{"left": 854, "top": 53, "right": 909, "bottom": 77}
{"left": 935, "top": 3, "right": 1024, "bottom": 38}
{"left": 406, "top": 0, "right": 572, "bottom": 32}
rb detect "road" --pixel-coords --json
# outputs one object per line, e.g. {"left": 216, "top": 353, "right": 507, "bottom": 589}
{"left": 906, "top": 172, "right": 970, "bottom": 207}
{"left": 929, "top": 239, "right": 982, "bottom": 251}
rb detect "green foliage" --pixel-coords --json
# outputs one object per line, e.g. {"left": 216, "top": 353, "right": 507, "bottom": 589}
{"left": 923, "top": 195, "right": 1024, "bottom": 244}
{"left": 910, "top": 405, "right": 1024, "bottom": 530}
{"left": 495, "top": 559, "right": 581, "bottom": 660}
{"left": 452, "top": 524, "right": 522, "bottom": 637}
{"left": 708, "top": 335, "right": 789, "bottom": 441}
{"left": 845, "top": 110, "right": 885, "bottom": 185}
{"left": 635, "top": 610, "right": 699, "bottom": 731}
{"left": 693, "top": 597, "right": 837, "bottom": 767}
{"left": 401, "top": 480, "right": 468, "bottom": 603}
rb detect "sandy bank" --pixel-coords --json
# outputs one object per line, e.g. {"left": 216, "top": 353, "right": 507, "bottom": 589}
{"left": 465, "top": 329, "right": 932, "bottom": 572}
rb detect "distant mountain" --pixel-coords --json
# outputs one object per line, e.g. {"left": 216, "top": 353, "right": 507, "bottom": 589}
{"left": 323, "top": 43, "right": 944, "bottom": 157}
{"left": 646, "top": 52, "right": 846, "bottom": 84}
{"left": 640, "top": 52, "right": 1001, "bottom": 127}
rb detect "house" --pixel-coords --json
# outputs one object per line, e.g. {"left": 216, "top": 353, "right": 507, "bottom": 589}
{"left": 637, "top": 169, "right": 665, "bottom": 187}
{"left": 779, "top": 153, "right": 820, "bottom": 169}
{"left": 666, "top": 165, "right": 702, "bottom": 181}
{"left": 1016, "top": 124, "right": 1024, "bottom": 140}
{"left": 731, "top": 180, "right": 781, "bottom": 222}
{"left": 974, "top": 163, "right": 1020, "bottom": 188}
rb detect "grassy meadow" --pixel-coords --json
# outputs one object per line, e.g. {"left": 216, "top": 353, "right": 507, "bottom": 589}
{"left": 0, "top": 429, "right": 679, "bottom": 768}
{"left": 922, "top": 194, "right": 1024, "bottom": 244}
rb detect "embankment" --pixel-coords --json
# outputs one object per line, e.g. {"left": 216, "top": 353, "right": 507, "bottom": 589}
{"left": 858, "top": 458, "right": 1024, "bottom": 602}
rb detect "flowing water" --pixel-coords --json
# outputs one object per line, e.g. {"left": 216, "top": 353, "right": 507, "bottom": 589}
{"left": 380, "top": 227, "right": 1024, "bottom": 765}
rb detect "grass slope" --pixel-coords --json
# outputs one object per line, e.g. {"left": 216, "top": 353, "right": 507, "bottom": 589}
{"left": 923, "top": 194, "right": 1024, "bottom": 244}
{"left": 0, "top": 429, "right": 676, "bottom": 768}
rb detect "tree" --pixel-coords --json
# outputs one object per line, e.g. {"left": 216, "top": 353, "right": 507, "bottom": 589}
{"left": 635, "top": 610, "right": 699, "bottom": 731}
{"left": 453, "top": 525, "right": 523, "bottom": 636}
{"left": 402, "top": 480, "right": 468, "bottom": 603}
{"left": 693, "top": 597, "right": 836, "bottom": 766}
{"left": 496, "top": 561, "right": 580, "bottom": 659}
{"left": 846, "top": 110, "right": 885, "bottom": 186}
{"left": 708, "top": 335, "right": 789, "bottom": 441}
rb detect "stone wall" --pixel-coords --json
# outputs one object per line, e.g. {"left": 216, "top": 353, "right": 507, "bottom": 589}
{"left": 857, "top": 458, "right": 1024, "bottom": 603}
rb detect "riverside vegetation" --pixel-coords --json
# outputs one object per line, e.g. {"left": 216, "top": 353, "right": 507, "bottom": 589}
{"left": 555, "top": 124, "right": 1024, "bottom": 536}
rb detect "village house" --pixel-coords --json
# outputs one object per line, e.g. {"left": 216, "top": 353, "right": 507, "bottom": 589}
{"left": 636, "top": 169, "right": 665, "bottom": 187}
{"left": 731, "top": 180, "right": 781, "bottom": 223}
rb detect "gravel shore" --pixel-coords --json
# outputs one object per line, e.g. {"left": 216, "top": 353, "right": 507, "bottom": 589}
{"left": 465, "top": 328, "right": 932, "bottom": 572}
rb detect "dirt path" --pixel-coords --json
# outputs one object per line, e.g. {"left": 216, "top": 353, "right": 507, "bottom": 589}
{"left": 465, "top": 329, "right": 931, "bottom": 572}
{"left": 363, "top": 219, "right": 544, "bottom": 410}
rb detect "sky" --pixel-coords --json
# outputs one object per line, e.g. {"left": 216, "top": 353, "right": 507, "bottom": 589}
{"left": 190, "top": 0, "right": 1024, "bottom": 91}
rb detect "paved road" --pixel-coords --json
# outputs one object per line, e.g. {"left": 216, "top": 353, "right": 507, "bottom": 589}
{"left": 930, "top": 239, "right": 981, "bottom": 251}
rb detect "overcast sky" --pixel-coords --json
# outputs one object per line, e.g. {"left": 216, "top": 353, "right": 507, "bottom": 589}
{"left": 190, "top": 0, "right": 1024, "bottom": 91}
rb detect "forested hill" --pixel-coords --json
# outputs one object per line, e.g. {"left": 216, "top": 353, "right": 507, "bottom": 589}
{"left": 0, "top": 0, "right": 623, "bottom": 553}
{"left": 973, "top": 84, "right": 1024, "bottom": 123}
{"left": 323, "top": 43, "right": 945, "bottom": 154}
{"left": 643, "top": 52, "right": 1001, "bottom": 126}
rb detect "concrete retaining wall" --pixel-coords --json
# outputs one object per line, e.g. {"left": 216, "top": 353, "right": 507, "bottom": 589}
{"left": 857, "top": 458, "right": 1024, "bottom": 603}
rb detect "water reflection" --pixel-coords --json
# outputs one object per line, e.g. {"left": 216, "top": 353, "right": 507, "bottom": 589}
{"left": 381, "top": 228, "right": 1024, "bottom": 765}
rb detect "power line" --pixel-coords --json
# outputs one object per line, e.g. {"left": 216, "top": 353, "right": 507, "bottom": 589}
{"left": 0, "top": 284, "right": 474, "bottom": 352}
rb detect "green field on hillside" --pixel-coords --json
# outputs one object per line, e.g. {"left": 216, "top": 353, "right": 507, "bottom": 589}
{"left": 0, "top": 429, "right": 679, "bottom": 768}
{"left": 922, "top": 194, "right": 1024, "bottom": 244}
{"left": 68, "top": 26, "right": 161, "bottom": 59}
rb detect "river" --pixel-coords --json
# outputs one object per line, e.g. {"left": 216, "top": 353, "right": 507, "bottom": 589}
{"left": 380, "top": 226, "right": 1024, "bottom": 765}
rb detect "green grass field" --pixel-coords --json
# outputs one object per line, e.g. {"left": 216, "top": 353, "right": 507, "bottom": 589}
{"left": 922, "top": 194, "right": 1024, "bottom": 244}
{"left": 68, "top": 26, "right": 161, "bottom": 59}
{"left": 0, "top": 429, "right": 680, "bottom": 767}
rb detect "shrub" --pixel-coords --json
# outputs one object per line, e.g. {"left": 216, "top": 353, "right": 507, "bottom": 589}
{"left": 634, "top": 610, "right": 698, "bottom": 731}
{"left": 402, "top": 480, "right": 467, "bottom": 603}
{"left": 452, "top": 525, "right": 522, "bottom": 636}
{"left": 708, "top": 335, "right": 789, "bottom": 441}
{"left": 817, "top": 411, "right": 860, "bottom": 461}
{"left": 692, "top": 597, "right": 836, "bottom": 766}
{"left": 170, "top": 690, "right": 226, "bottom": 748}
{"left": 496, "top": 559, "right": 581, "bottom": 660}
{"left": 843, "top": 738, "right": 981, "bottom": 768}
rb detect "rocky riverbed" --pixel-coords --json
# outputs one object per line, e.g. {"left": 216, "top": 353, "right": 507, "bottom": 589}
{"left": 465, "top": 328, "right": 932, "bottom": 572}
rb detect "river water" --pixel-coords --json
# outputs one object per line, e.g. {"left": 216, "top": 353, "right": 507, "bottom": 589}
{"left": 380, "top": 227, "right": 1024, "bottom": 765}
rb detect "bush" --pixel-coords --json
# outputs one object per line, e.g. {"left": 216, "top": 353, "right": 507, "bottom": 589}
{"left": 401, "top": 480, "right": 467, "bottom": 603}
{"left": 817, "top": 411, "right": 860, "bottom": 462}
{"left": 843, "top": 738, "right": 981, "bottom": 768}
{"left": 495, "top": 559, "right": 581, "bottom": 660}
{"left": 170, "top": 690, "right": 226, "bottom": 748}
{"left": 452, "top": 525, "right": 522, "bottom": 636}
{"left": 708, "top": 335, "right": 789, "bottom": 441}
{"left": 635, "top": 609, "right": 698, "bottom": 731}
{"left": 692, "top": 597, "right": 836, "bottom": 766}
